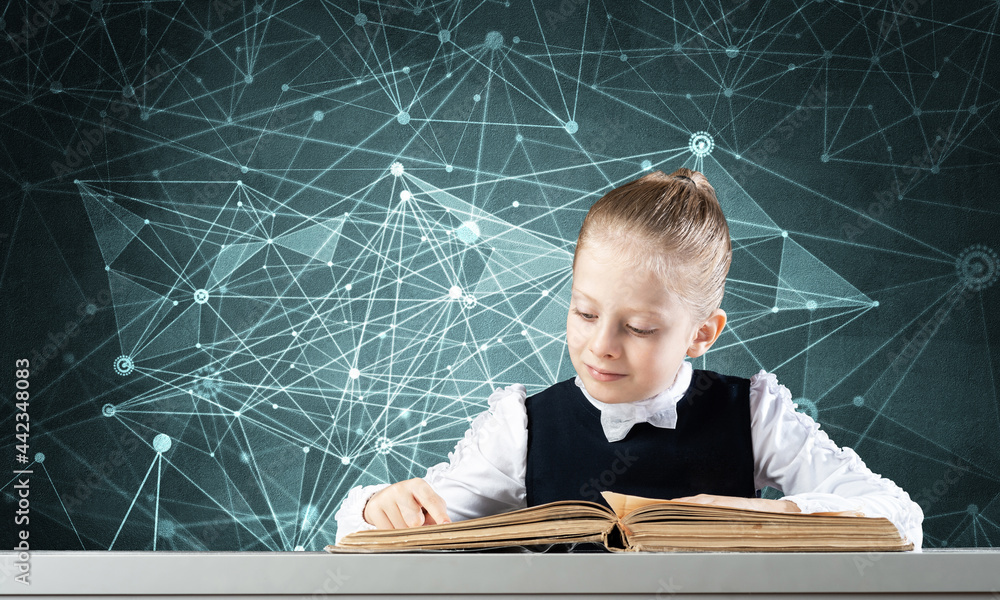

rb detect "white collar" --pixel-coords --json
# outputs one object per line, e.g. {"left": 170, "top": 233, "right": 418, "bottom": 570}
{"left": 573, "top": 361, "right": 693, "bottom": 442}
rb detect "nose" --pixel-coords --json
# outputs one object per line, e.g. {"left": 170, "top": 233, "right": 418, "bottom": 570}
{"left": 588, "top": 320, "right": 621, "bottom": 359}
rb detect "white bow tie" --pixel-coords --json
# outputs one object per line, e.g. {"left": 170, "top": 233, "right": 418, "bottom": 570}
{"left": 575, "top": 361, "right": 693, "bottom": 442}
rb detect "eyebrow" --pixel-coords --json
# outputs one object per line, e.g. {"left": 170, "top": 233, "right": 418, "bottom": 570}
{"left": 571, "top": 289, "right": 667, "bottom": 318}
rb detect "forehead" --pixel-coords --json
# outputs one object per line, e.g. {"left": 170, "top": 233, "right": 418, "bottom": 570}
{"left": 571, "top": 243, "right": 679, "bottom": 315}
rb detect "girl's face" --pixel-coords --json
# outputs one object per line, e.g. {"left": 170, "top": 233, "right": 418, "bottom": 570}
{"left": 567, "top": 239, "right": 703, "bottom": 405}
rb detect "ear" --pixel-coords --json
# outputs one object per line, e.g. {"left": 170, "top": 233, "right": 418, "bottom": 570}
{"left": 687, "top": 308, "right": 726, "bottom": 358}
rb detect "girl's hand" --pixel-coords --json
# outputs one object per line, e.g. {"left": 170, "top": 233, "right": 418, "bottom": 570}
{"left": 362, "top": 478, "right": 452, "bottom": 529}
{"left": 671, "top": 494, "right": 801, "bottom": 513}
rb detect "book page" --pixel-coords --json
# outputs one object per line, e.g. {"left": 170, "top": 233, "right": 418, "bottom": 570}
{"left": 600, "top": 490, "right": 867, "bottom": 520}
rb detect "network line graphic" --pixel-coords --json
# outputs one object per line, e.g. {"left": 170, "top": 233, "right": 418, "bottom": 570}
{"left": 1, "top": 2, "right": 998, "bottom": 550}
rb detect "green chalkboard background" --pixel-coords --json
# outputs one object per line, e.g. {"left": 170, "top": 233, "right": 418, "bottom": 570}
{"left": 0, "top": 1, "right": 997, "bottom": 550}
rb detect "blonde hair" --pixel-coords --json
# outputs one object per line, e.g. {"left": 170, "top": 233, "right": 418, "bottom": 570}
{"left": 572, "top": 168, "right": 732, "bottom": 323}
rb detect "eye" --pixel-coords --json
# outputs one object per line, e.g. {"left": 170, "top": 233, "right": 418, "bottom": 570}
{"left": 572, "top": 308, "right": 596, "bottom": 320}
{"left": 628, "top": 325, "right": 656, "bottom": 336}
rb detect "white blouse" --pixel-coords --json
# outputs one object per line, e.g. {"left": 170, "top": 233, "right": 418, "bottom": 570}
{"left": 334, "top": 362, "right": 924, "bottom": 549}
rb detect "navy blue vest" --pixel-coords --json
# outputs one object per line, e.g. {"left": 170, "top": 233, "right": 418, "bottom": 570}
{"left": 525, "top": 370, "right": 757, "bottom": 508}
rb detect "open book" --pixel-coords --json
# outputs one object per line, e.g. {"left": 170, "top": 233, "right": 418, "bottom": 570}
{"left": 327, "top": 491, "right": 913, "bottom": 553}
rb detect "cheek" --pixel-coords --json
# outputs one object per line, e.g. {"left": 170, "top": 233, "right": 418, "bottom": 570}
{"left": 566, "top": 320, "right": 587, "bottom": 352}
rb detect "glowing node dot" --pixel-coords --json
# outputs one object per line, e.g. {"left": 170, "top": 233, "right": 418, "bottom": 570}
{"left": 781, "top": 230, "right": 789, "bottom": 238}
{"left": 521, "top": 329, "right": 527, "bottom": 336}
{"left": 390, "top": 161, "right": 404, "bottom": 176}
{"left": 541, "top": 289, "right": 549, "bottom": 296}
{"left": 853, "top": 396, "right": 864, "bottom": 407}
{"left": 172, "top": 300, "right": 179, "bottom": 306}
{"left": 327, "top": 261, "right": 333, "bottom": 267}
{"left": 237, "top": 201, "right": 243, "bottom": 207}
{"left": 354, "top": 13, "right": 367, "bottom": 26}
{"left": 438, "top": 29, "right": 450, "bottom": 43}
{"left": 420, "top": 420, "right": 428, "bottom": 427}
{"left": 449, "top": 285, "right": 463, "bottom": 299}
{"left": 688, "top": 131, "right": 714, "bottom": 157}
{"left": 872, "top": 301, "right": 880, "bottom": 307}
{"left": 402, "top": 66, "right": 410, "bottom": 74}
{"left": 620, "top": 53, "right": 627, "bottom": 61}
{"left": 512, "top": 201, "right": 519, "bottom": 207}
{"left": 396, "top": 111, "right": 410, "bottom": 125}
{"left": 313, "top": 110, "right": 323, "bottom": 121}
{"left": 400, "top": 190, "right": 411, "bottom": 202}
{"left": 102, "top": 403, "right": 116, "bottom": 417}
{"left": 805, "top": 300, "right": 818, "bottom": 310}
{"left": 233, "top": 411, "right": 240, "bottom": 417}
{"left": 272, "top": 403, "right": 278, "bottom": 409}
{"left": 341, "top": 457, "right": 350, "bottom": 465}
{"left": 564, "top": 120, "right": 578, "bottom": 134}
{"left": 445, "top": 164, "right": 453, "bottom": 172}
{"left": 641, "top": 159, "right": 652, "bottom": 170}
{"left": 152, "top": 433, "right": 171, "bottom": 453}
{"left": 724, "top": 87, "right": 734, "bottom": 97}
{"left": 303, "top": 446, "right": 309, "bottom": 453}
{"left": 114, "top": 355, "right": 134, "bottom": 376}
{"left": 771, "top": 306, "right": 779, "bottom": 313}
{"left": 35, "top": 452, "right": 44, "bottom": 463}
{"left": 515, "top": 133, "right": 523, "bottom": 142}
{"left": 345, "top": 283, "right": 352, "bottom": 291}
{"left": 291, "top": 331, "right": 297, "bottom": 337}
{"left": 484, "top": 30, "right": 503, "bottom": 50}
{"left": 244, "top": 74, "right": 253, "bottom": 84}
{"left": 956, "top": 244, "right": 999, "bottom": 291}
{"left": 473, "top": 93, "right": 481, "bottom": 102}
{"left": 726, "top": 46, "right": 738, "bottom": 58}
{"left": 349, "top": 368, "right": 360, "bottom": 379}
{"left": 194, "top": 289, "right": 209, "bottom": 304}
{"left": 195, "top": 343, "right": 201, "bottom": 349}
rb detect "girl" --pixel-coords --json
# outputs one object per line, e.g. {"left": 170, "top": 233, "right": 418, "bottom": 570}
{"left": 334, "top": 168, "right": 924, "bottom": 549}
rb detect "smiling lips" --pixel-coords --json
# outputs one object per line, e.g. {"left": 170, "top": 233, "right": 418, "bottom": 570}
{"left": 586, "top": 364, "right": 626, "bottom": 382}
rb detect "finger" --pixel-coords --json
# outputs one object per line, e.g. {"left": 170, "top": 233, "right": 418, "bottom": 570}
{"left": 412, "top": 483, "right": 450, "bottom": 525}
{"left": 396, "top": 495, "right": 427, "bottom": 528}
{"left": 382, "top": 503, "right": 411, "bottom": 529}
{"left": 367, "top": 506, "right": 394, "bottom": 530}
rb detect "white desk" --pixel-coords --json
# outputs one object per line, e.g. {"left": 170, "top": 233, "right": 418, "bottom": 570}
{"left": 2, "top": 549, "right": 999, "bottom": 598}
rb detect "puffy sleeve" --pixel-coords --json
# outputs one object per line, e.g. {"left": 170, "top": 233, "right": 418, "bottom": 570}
{"left": 333, "top": 383, "right": 529, "bottom": 544}
{"left": 749, "top": 370, "right": 924, "bottom": 551}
